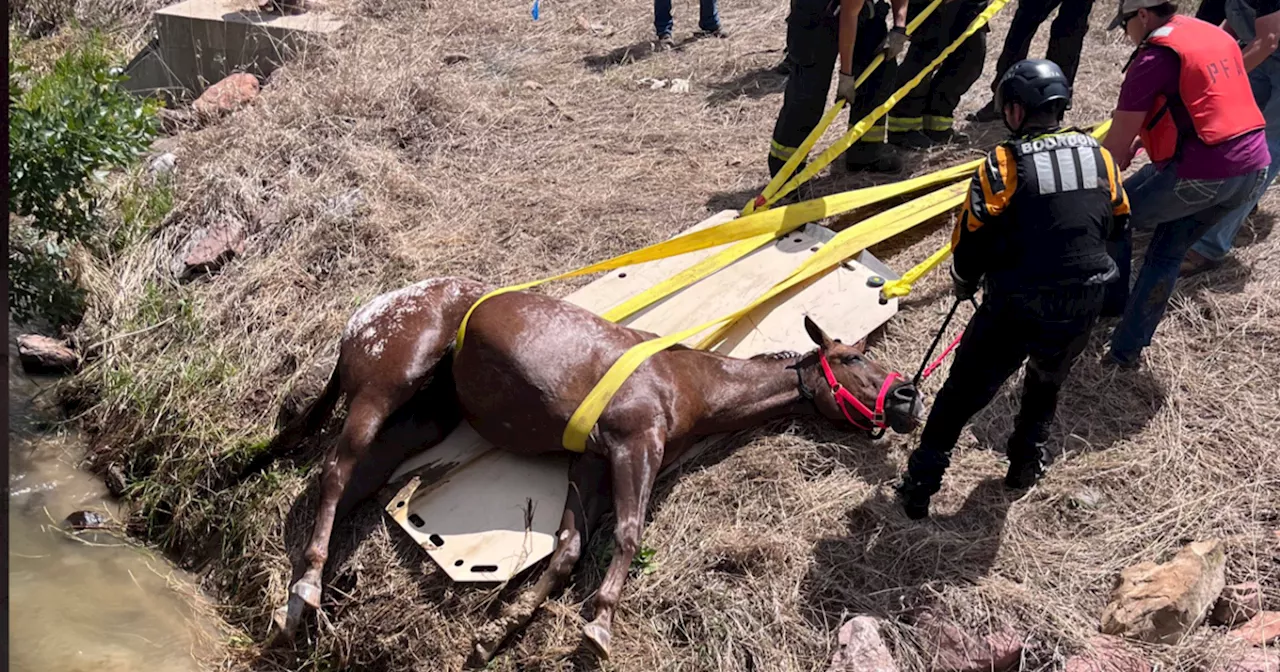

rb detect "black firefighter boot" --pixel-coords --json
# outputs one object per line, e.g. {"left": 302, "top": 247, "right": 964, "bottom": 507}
{"left": 894, "top": 472, "right": 935, "bottom": 520}
{"left": 845, "top": 141, "right": 903, "bottom": 174}
{"left": 1004, "top": 436, "right": 1048, "bottom": 490}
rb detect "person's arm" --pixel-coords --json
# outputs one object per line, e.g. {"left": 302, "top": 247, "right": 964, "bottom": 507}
{"left": 1100, "top": 146, "right": 1132, "bottom": 242}
{"left": 1242, "top": 9, "right": 1280, "bottom": 71}
{"left": 951, "top": 147, "right": 1016, "bottom": 292}
{"left": 1102, "top": 110, "right": 1147, "bottom": 171}
{"left": 889, "top": 0, "right": 908, "bottom": 29}
{"left": 1105, "top": 48, "right": 1178, "bottom": 170}
{"left": 838, "top": 0, "right": 867, "bottom": 75}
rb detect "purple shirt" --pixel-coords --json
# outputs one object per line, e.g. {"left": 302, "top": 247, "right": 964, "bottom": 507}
{"left": 1116, "top": 45, "right": 1269, "bottom": 179}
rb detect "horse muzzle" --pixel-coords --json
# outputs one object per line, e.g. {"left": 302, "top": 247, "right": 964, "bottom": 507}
{"left": 886, "top": 383, "right": 926, "bottom": 432}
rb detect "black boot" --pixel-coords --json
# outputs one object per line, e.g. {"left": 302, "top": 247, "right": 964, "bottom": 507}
{"left": 966, "top": 99, "right": 1000, "bottom": 123}
{"left": 889, "top": 130, "right": 933, "bottom": 150}
{"left": 1004, "top": 458, "right": 1045, "bottom": 490}
{"left": 1004, "top": 437, "right": 1048, "bottom": 490}
{"left": 845, "top": 143, "right": 903, "bottom": 174}
{"left": 924, "top": 127, "right": 970, "bottom": 145}
{"left": 895, "top": 474, "right": 933, "bottom": 520}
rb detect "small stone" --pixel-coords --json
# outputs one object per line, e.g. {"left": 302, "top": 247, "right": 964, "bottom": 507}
{"left": 1212, "top": 583, "right": 1264, "bottom": 626}
{"left": 1211, "top": 649, "right": 1280, "bottom": 672}
{"left": 105, "top": 464, "right": 128, "bottom": 497}
{"left": 17, "top": 334, "right": 79, "bottom": 374}
{"left": 522, "top": 80, "right": 543, "bottom": 90}
{"left": 63, "top": 510, "right": 108, "bottom": 531}
{"left": 1100, "top": 539, "right": 1228, "bottom": 644}
{"left": 827, "top": 616, "right": 898, "bottom": 672}
{"left": 1063, "top": 636, "right": 1151, "bottom": 672}
{"left": 916, "top": 611, "right": 1022, "bottom": 672}
{"left": 149, "top": 152, "right": 177, "bottom": 178}
{"left": 192, "top": 73, "right": 260, "bottom": 119}
{"left": 175, "top": 220, "right": 247, "bottom": 279}
{"left": 1229, "top": 612, "right": 1280, "bottom": 647}
{"left": 442, "top": 53, "right": 470, "bottom": 65}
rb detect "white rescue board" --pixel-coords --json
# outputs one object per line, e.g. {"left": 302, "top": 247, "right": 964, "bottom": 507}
{"left": 385, "top": 210, "right": 899, "bottom": 582}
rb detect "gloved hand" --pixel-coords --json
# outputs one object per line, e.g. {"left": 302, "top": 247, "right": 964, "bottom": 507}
{"left": 879, "top": 25, "right": 909, "bottom": 59}
{"left": 836, "top": 71, "right": 857, "bottom": 104}
{"left": 951, "top": 265, "right": 980, "bottom": 300}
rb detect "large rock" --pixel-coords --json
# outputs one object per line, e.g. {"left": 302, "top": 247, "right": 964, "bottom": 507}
{"left": 916, "top": 611, "right": 1022, "bottom": 672}
{"left": 193, "top": 73, "right": 260, "bottom": 119}
{"left": 1229, "top": 612, "right": 1280, "bottom": 647}
{"left": 1063, "top": 636, "right": 1152, "bottom": 672}
{"left": 174, "top": 220, "right": 246, "bottom": 279}
{"left": 1213, "top": 583, "right": 1264, "bottom": 626}
{"left": 1100, "top": 539, "right": 1227, "bottom": 644}
{"left": 17, "top": 334, "right": 79, "bottom": 374}
{"left": 828, "top": 616, "right": 898, "bottom": 672}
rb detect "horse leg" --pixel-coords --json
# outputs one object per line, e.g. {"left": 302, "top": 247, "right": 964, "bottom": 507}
{"left": 274, "top": 393, "right": 398, "bottom": 639}
{"left": 470, "top": 452, "right": 611, "bottom": 664}
{"left": 582, "top": 429, "right": 664, "bottom": 660}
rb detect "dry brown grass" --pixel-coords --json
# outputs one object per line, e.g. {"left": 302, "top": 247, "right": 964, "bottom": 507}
{"left": 50, "top": 0, "right": 1280, "bottom": 669}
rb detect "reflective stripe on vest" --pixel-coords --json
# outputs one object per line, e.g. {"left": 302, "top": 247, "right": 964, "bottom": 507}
{"left": 1139, "top": 15, "right": 1266, "bottom": 163}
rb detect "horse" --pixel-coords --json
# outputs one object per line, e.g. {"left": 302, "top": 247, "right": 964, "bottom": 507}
{"left": 244, "top": 275, "right": 927, "bottom": 662}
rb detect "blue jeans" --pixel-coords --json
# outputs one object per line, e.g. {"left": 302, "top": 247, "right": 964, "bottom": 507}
{"left": 1189, "top": 70, "right": 1280, "bottom": 259}
{"left": 654, "top": 0, "right": 720, "bottom": 37}
{"left": 1105, "top": 164, "right": 1268, "bottom": 363}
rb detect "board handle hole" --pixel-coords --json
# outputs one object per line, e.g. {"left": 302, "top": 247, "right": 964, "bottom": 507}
{"left": 617, "top": 272, "right": 627, "bottom": 278}
{"left": 408, "top": 514, "right": 425, "bottom": 528}
{"left": 428, "top": 534, "right": 445, "bottom": 547}
{"left": 470, "top": 565, "right": 500, "bottom": 573}
{"left": 454, "top": 560, "right": 464, "bottom": 567}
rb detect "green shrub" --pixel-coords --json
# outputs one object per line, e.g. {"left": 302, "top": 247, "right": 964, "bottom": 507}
{"left": 8, "top": 37, "right": 161, "bottom": 327}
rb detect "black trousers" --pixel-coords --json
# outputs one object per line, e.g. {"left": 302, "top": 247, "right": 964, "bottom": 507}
{"left": 886, "top": 0, "right": 988, "bottom": 133}
{"left": 769, "top": 0, "right": 898, "bottom": 176}
{"left": 904, "top": 285, "right": 1104, "bottom": 495}
{"left": 1195, "top": 0, "right": 1227, "bottom": 27}
{"left": 986, "top": 0, "right": 1095, "bottom": 95}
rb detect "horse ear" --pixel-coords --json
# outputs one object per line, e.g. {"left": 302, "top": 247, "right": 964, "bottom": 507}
{"left": 804, "top": 316, "right": 833, "bottom": 350}
{"left": 850, "top": 337, "right": 867, "bottom": 355}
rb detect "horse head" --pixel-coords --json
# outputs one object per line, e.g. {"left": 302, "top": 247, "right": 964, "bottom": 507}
{"left": 801, "top": 316, "right": 926, "bottom": 434}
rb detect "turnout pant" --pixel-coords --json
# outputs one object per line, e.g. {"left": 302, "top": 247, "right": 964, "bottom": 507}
{"left": 904, "top": 286, "right": 1104, "bottom": 495}
{"left": 986, "top": 0, "right": 1095, "bottom": 95}
{"left": 886, "top": 0, "right": 988, "bottom": 134}
{"left": 769, "top": 0, "right": 899, "bottom": 176}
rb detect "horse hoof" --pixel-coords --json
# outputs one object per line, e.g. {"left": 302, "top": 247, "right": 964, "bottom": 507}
{"left": 582, "top": 622, "right": 612, "bottom": 660}
{"left": 290, "top": 579, "right": 323, "bottom": 610}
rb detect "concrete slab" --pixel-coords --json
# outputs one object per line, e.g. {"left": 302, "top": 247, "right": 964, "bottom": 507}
{"left": 122, "top": 0, "right": 344, "bottom": 99}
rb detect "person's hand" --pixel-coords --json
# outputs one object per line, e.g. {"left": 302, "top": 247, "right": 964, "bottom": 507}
{"left": 951, "top": 265, "right": 979, "bottom": 300}
{"left": 1118, "top": 137, "right": 1142, "bottom": 171}
{"left": 879, "top": 26, "right": 909, "bottom": 59}
{"left": 836, "top": 71, "right": 857, "bottom": 104}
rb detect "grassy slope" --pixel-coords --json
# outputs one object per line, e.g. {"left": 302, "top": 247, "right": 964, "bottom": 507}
{"left": 41, "top": 0, "right": 1280, "bottom": 669}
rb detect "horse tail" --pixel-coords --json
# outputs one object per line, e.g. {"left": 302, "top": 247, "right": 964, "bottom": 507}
{"left": 232, "top": 363, "right": 343, "bottom": 484}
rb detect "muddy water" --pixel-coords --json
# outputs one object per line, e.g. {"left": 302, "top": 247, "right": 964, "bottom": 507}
{"left": 8, "top": 322, "right": 220, "bottom": 672}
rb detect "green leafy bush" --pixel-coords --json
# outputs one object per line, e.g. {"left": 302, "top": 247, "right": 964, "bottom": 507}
{"left": 8, "top": 37, "right": 161, "bottom": 327}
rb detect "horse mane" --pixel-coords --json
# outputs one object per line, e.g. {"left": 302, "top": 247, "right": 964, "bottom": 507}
{"left": 749, "top": 349, "right": 809, "bottom": 362}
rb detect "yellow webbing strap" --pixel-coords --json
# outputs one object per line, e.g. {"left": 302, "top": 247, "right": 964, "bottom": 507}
{"left": 562, "top": 181, "right": 968, "bottom": 451}
{"left": 752, "top": 0, "right": 1013, "bottom": 213}
{"left": 745, "top": 0, "right": 945, "bottom": 216}
{"left": 876, "top": 121, "right": 1115, "bottom": 301}
{"left": 455, "top": 159, "right": 977, "bottom": 348}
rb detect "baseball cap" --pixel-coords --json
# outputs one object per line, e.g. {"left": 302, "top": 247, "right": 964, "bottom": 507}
{"left": 1107, "top": 0, "right": 1169, "bottom": 29}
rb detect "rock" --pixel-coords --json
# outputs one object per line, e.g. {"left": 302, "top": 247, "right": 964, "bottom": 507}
{"left": 149, "top": 152, "right": 177, "bottom": 178}
{"left": 827, "top": 616, "right": 898, "bottom": 672}
{"left": 104, "top": 464, "right": 128, "bottom": 497}
{"left": 442, "top": 53, "right": 470, "bottom": 65}
{"left": 1212, "top": 583, "right": 1264, "bottom": 626}
{"left": 916, "top": 611, "right": 1022, "bottom": 672}
{"left": 192, "top": 73, "right": 260, "bottom": 119}
{"left": 17, "top": 334, "right": 79, "bottom": 374}
{"left": 63, "top": 510, "right": 108, "bottom": 531}
{"left": 1100, "top": 539, "right": 1227, "bottom": 644}
{"left": 1211, "top": 649, "right": 1280, "bottom": 672}
{"left": 1229, "top": 612, "right": 1280, "bottom": 647}
{"left": 174, "top": 220, "right": 246, "bottom": 279}
{"left": 1063, "top": 636, "right": 1151, "bottom": 672}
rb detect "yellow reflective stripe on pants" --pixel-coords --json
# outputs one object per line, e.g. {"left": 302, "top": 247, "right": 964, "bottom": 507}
{"left": 924, "top": 115, "right": 954, "bottom": 132}
{"left": 770, "top": 139, "right": 798, "bottom": 161}
{"left": 887, "top": 116, "right": 923, "bottom": 133}
{"left": 858, "top": 124, "right": 888, "bottom": 143}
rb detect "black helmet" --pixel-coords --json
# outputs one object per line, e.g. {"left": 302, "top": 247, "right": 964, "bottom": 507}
{"left": 994, "top": 59, "right": 1072, "bottom": 115}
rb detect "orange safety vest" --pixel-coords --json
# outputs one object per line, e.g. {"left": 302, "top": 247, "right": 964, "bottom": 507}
{"left": 1137, "top": 15, "right": 1265, "bottom": 163}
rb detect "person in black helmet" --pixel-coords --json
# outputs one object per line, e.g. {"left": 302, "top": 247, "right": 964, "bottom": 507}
{"left": 894, "top": 59, "right": 1132, "bottom": 520}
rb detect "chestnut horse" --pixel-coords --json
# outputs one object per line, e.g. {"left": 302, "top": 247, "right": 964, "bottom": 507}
{"left": 246, "top": 276, "right": 925, "bottom": 662}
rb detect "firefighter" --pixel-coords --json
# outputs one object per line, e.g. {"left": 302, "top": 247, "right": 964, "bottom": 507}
{"left": 885, "top": 0, "right": 990, "bottom": 147}
{"left": 895, "top": 60, "right": 1132, "bottom": 520}
{"left": 769, "top": 0, "right": 912, "bottom": 177}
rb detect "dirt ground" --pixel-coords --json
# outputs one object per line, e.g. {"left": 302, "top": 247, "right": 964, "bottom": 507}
{"left": 34, "top": 0, "right": 1280, "bottom": 669}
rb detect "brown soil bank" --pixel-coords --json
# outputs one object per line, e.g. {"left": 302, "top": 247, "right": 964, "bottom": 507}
{"left": 63, "top": 0, "right": 1280, "bottom": 669}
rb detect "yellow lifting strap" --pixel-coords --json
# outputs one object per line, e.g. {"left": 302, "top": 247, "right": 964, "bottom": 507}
{"left": 562, "top": 181, "right": 969, "bottom": 452}
{"left": 876, "top": 120, "right": 1115, "bottom": 301}
{"left": 744, "top": 0, "right": 1013, "bottom": 215}
{"left": 745, "top": 0, "right": 945, "bottom": 216}
{"left": 454, "top": 159, "right": 977, "bottom": 349}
